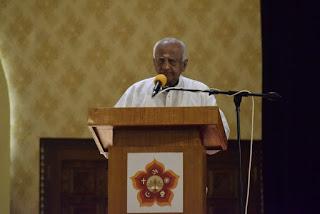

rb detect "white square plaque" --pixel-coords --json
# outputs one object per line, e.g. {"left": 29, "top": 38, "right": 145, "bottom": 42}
{"left": 127, "top": 152, "right": 183, "bottom": 213}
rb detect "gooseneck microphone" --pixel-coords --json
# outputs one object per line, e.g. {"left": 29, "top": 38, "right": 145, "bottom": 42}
{"left": 152, "top": 74, "right": 167, "bottom": 97}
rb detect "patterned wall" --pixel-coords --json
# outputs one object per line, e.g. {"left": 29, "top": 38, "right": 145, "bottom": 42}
{"left": 0, "top": 0, "right": 261, "bottom": 213}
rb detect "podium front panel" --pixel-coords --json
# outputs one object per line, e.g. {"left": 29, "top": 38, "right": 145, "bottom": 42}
{"left": 108, "top": 144, "right": 206, "bottom": 214}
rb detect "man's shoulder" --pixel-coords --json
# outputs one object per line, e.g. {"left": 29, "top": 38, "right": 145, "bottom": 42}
{"left": 115, "top": 77, "right": 153, "bottom": 107}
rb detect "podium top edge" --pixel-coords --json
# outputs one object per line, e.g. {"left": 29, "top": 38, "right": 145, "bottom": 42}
{"left": 88, "top": 106, "right": 221, "bottom": 126}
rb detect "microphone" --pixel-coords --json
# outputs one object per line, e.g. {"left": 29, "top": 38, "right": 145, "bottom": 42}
{"left": 152, "top": 74, "right": 167, "bottom": 97}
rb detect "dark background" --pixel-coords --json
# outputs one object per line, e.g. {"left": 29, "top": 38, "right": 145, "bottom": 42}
{"left": 262, "top": 0, "right": 319, "bottom": 213}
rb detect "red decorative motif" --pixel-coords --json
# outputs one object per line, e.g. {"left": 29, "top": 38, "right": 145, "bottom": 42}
{"left": 130, "top": 159, "right": 179, "bottom": 207}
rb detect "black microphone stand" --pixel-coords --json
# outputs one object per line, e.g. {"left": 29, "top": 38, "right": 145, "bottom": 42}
{"left": 234, "top": 94, "right": 245, "bottom": 214}
{"left": 163, "top": 87, "right": 281, "bottom": 214}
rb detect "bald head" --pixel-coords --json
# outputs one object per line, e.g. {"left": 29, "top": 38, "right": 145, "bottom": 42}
{"left": 153, "top": 38, "right": 188, "bottom": 61}
{"left": 152, "top": 37, "right": 189, "bottom": 86}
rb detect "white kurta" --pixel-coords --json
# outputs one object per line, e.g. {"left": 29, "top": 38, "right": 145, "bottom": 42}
{"left": 115, "top": 75, "right": 230, "bottom": 138}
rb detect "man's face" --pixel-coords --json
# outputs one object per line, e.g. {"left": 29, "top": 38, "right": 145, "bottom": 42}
{"left": 153, "top": 42, "right": 188, "bottom": 87}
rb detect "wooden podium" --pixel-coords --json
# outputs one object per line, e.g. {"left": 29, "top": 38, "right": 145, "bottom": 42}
{"left": 88, "top": 107, "right": 227, "bottom": 214}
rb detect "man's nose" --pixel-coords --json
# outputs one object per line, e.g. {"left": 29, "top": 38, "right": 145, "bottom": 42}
{"left": 162, "top": 60, "right": 170, "bottom": 70}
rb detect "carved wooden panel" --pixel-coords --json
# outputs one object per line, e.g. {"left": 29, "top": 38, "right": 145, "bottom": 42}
{"left": 60, "top": 160, "right": 107, "bottom": 213}
{"left": 207, "top": 141, "right": 263, "bottom": 214}
{"left": 40, "top": 138, "right": 108, "bottom": 214}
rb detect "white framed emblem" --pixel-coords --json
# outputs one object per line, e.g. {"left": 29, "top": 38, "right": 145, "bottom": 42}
{"left": 127, "top": 152, "right": 183, "bottom": 213}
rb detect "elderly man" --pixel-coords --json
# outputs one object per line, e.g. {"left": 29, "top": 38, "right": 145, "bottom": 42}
{"left": 115, "top": 37, "right": 230, "bottom": 149}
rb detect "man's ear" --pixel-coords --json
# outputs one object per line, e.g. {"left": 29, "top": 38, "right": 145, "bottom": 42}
{"left": 183, "top": 59, "right": 188, "bottom": 71}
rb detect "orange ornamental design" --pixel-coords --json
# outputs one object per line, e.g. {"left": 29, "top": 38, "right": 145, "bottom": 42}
{"left": 130, "top": 159, "right": 180, "bottom": 207}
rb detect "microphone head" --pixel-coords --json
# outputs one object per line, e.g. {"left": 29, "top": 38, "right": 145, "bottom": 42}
{"left": 154, "top": 74, "right": 167, "bottom": 86}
